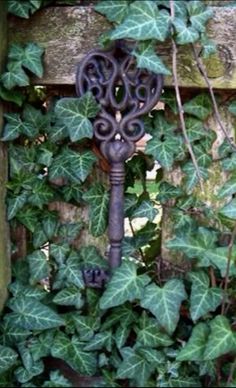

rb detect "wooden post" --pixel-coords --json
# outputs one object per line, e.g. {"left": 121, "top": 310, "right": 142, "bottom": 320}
{"left": 0, "top": 2, "right": 11, "bottom": 311}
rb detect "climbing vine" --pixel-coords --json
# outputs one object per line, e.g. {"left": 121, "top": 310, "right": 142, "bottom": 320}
{"left": 1, "top": 0, "right": 236, "bottom": 387}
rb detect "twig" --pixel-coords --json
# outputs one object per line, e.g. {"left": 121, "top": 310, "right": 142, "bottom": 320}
{"left": 221, "top": 222, "right": 236, "bottom": 315}
{"left": 227, "top": 357, "right": 236, "bottom": 385}
{"left": 209, "top": 266, "right": 216, "bottom": 287}
{"left": 192, "top": 44, "right": 236, "bottom": 151}
{"left": 128, "top": 218, "right": 145, "bottom": 261}
{"left": 170, "top": 0, "right": 204, "bottom": 193}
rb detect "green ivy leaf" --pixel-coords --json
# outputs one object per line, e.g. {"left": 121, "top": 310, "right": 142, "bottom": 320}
{"left": 53, "top": 287, "right": 83, "bottom": 309}
{"left": 110, "top": 1, "right": 170, "bottom": 41}
{"left": 8, "top": 0, "right": 42, "bottom": 18}
{"left": 131, "top": 200, "right": 158, "bottom": 221}
{"left": 2, "top": 113, "right": 23, "bottom": 141}
{"left": 79, "top": 245, "right": 108, "bottom": 270}
{"left": 114, "top": 325, "right": 130, "bottom": 349}
{"left": 204, "top": 316, "right": 236, "bottom": 360}
{"left": 14, "top": 360, "right": 44, "bottom": 383}
{"left": 173, "top": 18, "right": 199, "bottom": 45}
{"left": 65, "top": 150, "right": 97, "bottom": 182}
{"left": 219, "top": 199, "right": 236, "bottom": 219}
{"left": 188, "top": 271, "right": 223, "bottom": 321}
{"left": 182, "top": 162, "right": 208, "bottom": 193}
{"left": 6, "top": 296, "right": 64, "bottom": 330}
{"left": 160, "top": 377, "right": 201, "bottom": 387}
{"left": 145, "top": 135, "right": 181, "bottom": 170}
{"left": 95, "top": 0, "right": 129, "bottom": 23}
{"left": 141, "top": 279, "right": 187, "bottom": 335}
{"left": 55, "top": 93, "right": 100, "bottom": 142}
{"left": 1, "top": 61, "right": 29, "bottom": 89}
{"left": 136, "top": 312, "right": 173, "bottom": 347}
{"left": 134, "top": 41, "right": 171, "bottom": 75}
{"left": 84, "top": 331, "right": 112, "bottom": 351}
{"left": 83, "top": 183, "right": 109, "bottom": 237}
{"left": 100, "top": 261, "right": 150, "bottom": 309}
{"left": 217, "top": 176, "right": 236, "bottom": 198}
{"left": 27, "top": 250, "right": 50, "bottom": 284}
{"left": 62, "top": 255, "right": 85, "bottom": 288}
{"left": 183, "top": 94, "right": 212, "bottom": 120}
{"left": 117, "top": 351, "right": 155, "bottom": 386}
{"left": 0, "top": 345, "right": 18, "bottom": 373}
{"left": 177, "top": 322, "right": 209, "bottom": 362}
{"left": 187, "top": 1, "right": 213, "bottom": 32}
{"left": 42, "top": 370, "right": 72, "bottom": 387}
{"left": 7, "top": 191, "right": 28, "bottom": 220}
{"left": 157, "top": 182, "right": 183, "bottom": 203}
{"left": 9, "top": 43, "right": 44, "bottom": 78}
{"left": 73, "top": 314, "right": 100, "bottom": 341}
{"left": 229, "top": 101, "right": 236, "bottom": 116}
{"left": 203, "top": 247, "right": 236, "bottom": 277}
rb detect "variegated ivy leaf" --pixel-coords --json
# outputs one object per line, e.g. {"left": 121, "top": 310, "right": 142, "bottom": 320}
{"left": 9, "top": 43, "right": 44, "bottom": 78}
{"left": 100, "top": 261, "right": 150, "bottom": 309}
{"left": 217, "top": 176, "right": 236, "bottom": 199}
{"left": 8, "top": 0, "right": 42, "bottom": 18}
{"left": 173, "top": 18, "right": 199, "bottom": 45}
{"left": 131, "top": 200, "right": 158, "bottom": 221}
{"left": 73, "top": 314, "right": 100, "bottom": 341}
{"left": 177, "top": 322, "right": 210, "bottom": 362}
{"left": 182, "top": 162, "right": 208, "bottom": 193}
{"left": 204, "top": 316, "right": 236, "bottom": 360}
{"left": 68, "top": 335, "right": 97, "bottom": 375}
{"left": 0, "top": 344, "right": 19, "bottom": 374}
{"left": 2, "top": 113, "right": 23, "bottom": 141}
{"left": 83, "top": 183, "right": 109, "bottom": 237}
{"left": 110, "top": 1, "right": 170, "bottom": 41}
{"left": 14, "top": 360, "right": 44, "bottom": 384}
{"left": 27, "top": 250, "right": 50, "bottom": 284}
{"left": 95, "top": 0, "right": 129, "bottom": 23}
{"left": 183, "top": 94, "right": 212, "bottom": 120}
{"left": 141, "top": 279, "right": 187, "bottom": 335}
{"left": 7, "top": 191, "right": 29, "bottom": 220}
{"left": 53, "top": 287, "right": 84, "bottom": 309}
{"left": 134, "top": 41, "right": 171, "bottom": 75}
{"left": 84, "top": 331, "right": 112, "bottom": 352}
{"left": 1, "top": 61, "right": 29, "bottom": 90}
{"left": 219, "top": 198, "right": 236, "bottom": 219}
{"left": 55, "top": 93, "right": 100, "bottom": 142}
{"left": 188, "top": 271, "right": 223, "bottom": 321}
{"left": 187, "top": 1, "right": 213, "bottom": 33}
{"left": 6, "top": 296, "right": 64, "bottom": 330}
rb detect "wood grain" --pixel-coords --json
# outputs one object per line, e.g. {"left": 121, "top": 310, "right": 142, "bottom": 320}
{"left": 8, "top": 5, "right": 236, "bottom": 89}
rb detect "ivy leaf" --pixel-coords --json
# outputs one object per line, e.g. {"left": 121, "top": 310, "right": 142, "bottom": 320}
{"left": 219, "top": 199, "right": 236, "bottom": 219}
{"left": 217, "top": 177, "right": 236, "bottom": 199}
{"left": 204, "top": 316, "right": 236, "bottom": 360}
{"left": 187, "top": 2, "right": 213, "bottom": 33}
{"left": 100, "top": 261, "right": 150, "bottom": 309}
{"left": 66, "top": 150, "right": 97, "bottom": 182}
{"left": 117, "top": 351, "right": 155, "bottom": 387}
{"left": 229, "top": 101, "right": 236, "bottom": 116}
{"left": 62, "top": 255, "right": 85, "bottom": 288}
{"left": 204, "top": 247, "right": 236, "bottom": 277}
{"left": 145, "top": 135, "right": 180, "bottom": 170}
{"left": 84, "top": 331, "right": 112, "bottom": 351}
{"left": 182, "top": 162, "right": 208, "bottom": 193}
{"left": 79, "top": 245, "right": 108, "bottom": 270}
{"left": 73, "top": 314, "right": 100, "bottom": 341}
{"left": 67, "top": 335, "right": 97, "bottom": 376}
{"left": 2, "top": 113, "right": 23, "bottom": 141}
{"left": 55, "top": 93, "right": 100, "bottom": 142}
{"left": 9, "top": 43, "right": 44, "bottom": 78}
{"left": 0, "top": 345, "right": 18, "bottom": 373}
{"left": 177, "top": 322, "right": 209, "bottom": 362}
{"left": 134, "top": 41, "right": 171, "bottom": 75}
{"left": 141, "top": 279, "right": 187, "bottom": 335}
{"left": 8, "top": 0, "right": 42, "bottom": 18}
{"left": 131, "top": 200, "right": 158, "bottom": 221}
{"left": 183, "top": 94, "right": 212, "bottom": 120}
{"left": 110, "top": 1, "right": 170, "bottom": 41}
{"left": 160, "top": 377, "right": 201, "bottom": 387}
{"left": 50, "top": 243, "right": 70, "bottom": 266}
{"left": 42, "top": 370, "right": 72, "bottom": 387}
{"left": 188, "top": 271, "right": 223, "bottom": 321}
{"left": 136, "top": 312, "right": 173, "bottom": 347}
{"left": 83, "top": 183, "right": 109, "bottom": 237}
{"left": 27, "top": 250, "right": 50, "bottom": 284}
{"left": 7, "top": 191, "right": 28, "bottom": 220}
{"left": 173, "top": 18, "right": 199, "bottom": 45}
{"left": 1, "top": 61, "right": 29, "bottom": 89}
{"left": 6, "top": 296, "right": 64, "bottom": 330}
{"left": 53, "top": 287, "right": 83, "bottom": 309}
{"left": 114, "top": 325, "right": 130, "bottom": 349}
{"left": 95, "top": 0, "right": 129, "bottom": 23}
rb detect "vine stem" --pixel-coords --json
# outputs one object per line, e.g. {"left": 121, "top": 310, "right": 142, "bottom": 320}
{"left": 227, "top": 358, "right": 236, "bottom": 385}
{"left": 221, "top": 222, "right": 236, "bottom": 315}
{"left": 169, "top": 0, "right": 204, "bottom": 193}
{"left": 128, "top": 218, "right": 145, "bottom": 262}
{"left": 192, "top": 44, "right": 236, "bottom": 151}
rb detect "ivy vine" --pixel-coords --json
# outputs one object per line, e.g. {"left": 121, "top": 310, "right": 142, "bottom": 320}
{"left": 1, "top": 0, "right": 236, "bottom": 387}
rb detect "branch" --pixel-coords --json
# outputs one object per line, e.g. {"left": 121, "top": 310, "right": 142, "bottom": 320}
{"left": 192, "top": 45, "right": 236, "bottom": 151}
{"left": 170, "top": 0, "right": 204, "bottom": 193}
{"left": 221, "top": 222, "right": 236, "bottom": 315}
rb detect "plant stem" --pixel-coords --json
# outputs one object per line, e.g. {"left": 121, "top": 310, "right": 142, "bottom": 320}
{"left": 170, "top": 0, "right": 204, "bottom": 193}
{"left": 192, "top": 44, "right": 236, "bottom": 151}
{"left": 227, "top": 357, "right": 236, "bottom": 385}
{"left": 128, "top": 218, "right": 145, "bottom": 261}
{"left": 221, "top": 222, "right": 236, "bottom": 315}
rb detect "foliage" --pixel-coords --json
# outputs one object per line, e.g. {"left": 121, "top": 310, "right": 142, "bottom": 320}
{"left": 1, "top": 0, "right": 236, "bottom": 387}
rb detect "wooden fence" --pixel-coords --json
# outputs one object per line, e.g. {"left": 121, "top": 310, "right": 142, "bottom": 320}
{"left": 0, "top": 0, "right": 236, "bottom": 309}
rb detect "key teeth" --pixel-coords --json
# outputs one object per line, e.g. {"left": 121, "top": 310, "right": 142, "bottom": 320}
{"left": 82, "top": 268, "right": 110, "bottom": 288}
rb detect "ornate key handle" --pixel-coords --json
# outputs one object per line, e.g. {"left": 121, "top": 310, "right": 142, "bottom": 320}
{"left": 76, "top": 43, "right": 163, "bottom": 284}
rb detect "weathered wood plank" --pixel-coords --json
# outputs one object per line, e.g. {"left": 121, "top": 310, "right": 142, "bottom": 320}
{"left": 0, "top": 2, "right": 11, "bottom": 312}
{"left": 8, "top": 5, "right": 236, "bottom": 89}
